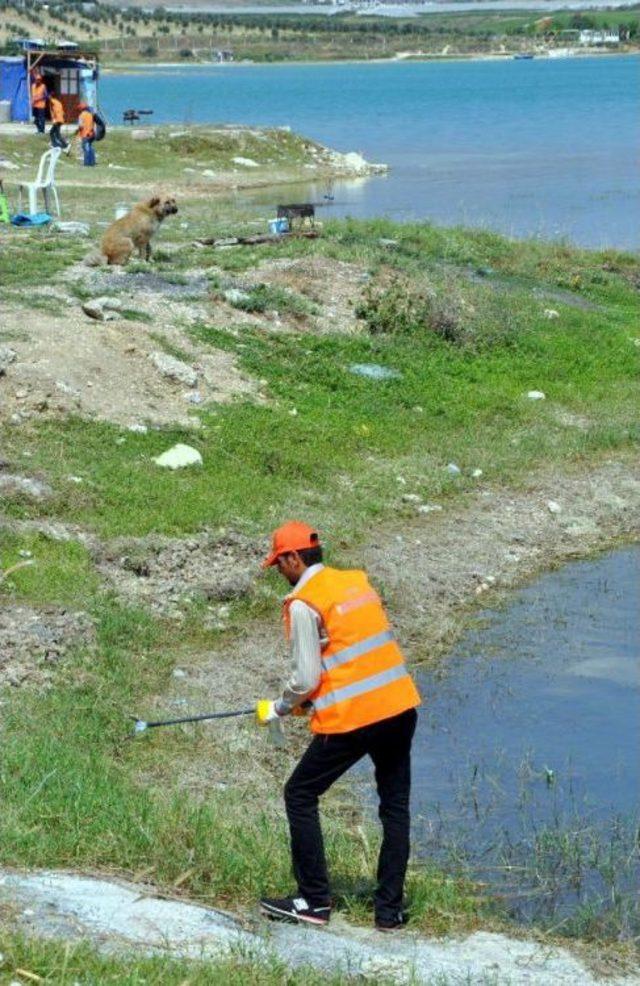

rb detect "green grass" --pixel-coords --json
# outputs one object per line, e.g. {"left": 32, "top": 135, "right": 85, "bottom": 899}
{"left": 0, "top": 931, "right": 358, "bottom": 985}
{"left": 0, "top": 218, "right": 638, "bottom": 963}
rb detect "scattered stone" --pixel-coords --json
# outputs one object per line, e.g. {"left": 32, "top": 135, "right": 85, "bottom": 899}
{"left": 446, "top": 463, "right": 461, "bottom": 476}
{"left": 201, "top": 169, "right": 215, "bottom": 177}
{"left": 128, "top": 424, "right": 148, "bottom": 434}
{"left": 0, "top": 345, "right": 17, "bottom": 375}
{"left": 527, "top": 390, "right": 546, "bottom": 401}
{"left": 153, "top": 444, "right": 202, "bottom": 470}
{"left": 149, "top": 351, "right": 198, "bottom": 388}
{"left": 67, "top": 476, "right": 83, "bottom": 484}
{"left": 349, "top": 363, "right": 402, "bottom": 381}
{"left": 417, "top": 504, "right": 443, "bottom": 514}
{"left": 172, "top": 668, "right": 187, "bottom": 679}
{"left": 547, "top": 500, "right": 562, "bottom": 514}
{"left": 131, "top": 129, "right": 156, "bottom": 140}
{"left": 51, "top": 221, "right": 90, "bottom": 236}
{"left": 401, "top": 493, "right": 422, "bottom": 504}
{"left": 184, "top": 391, "right": 203, "bottom": 405}
{"left": 232, "top": 156, "right": 259, "bottom": 168}
{"left": 81, "top": 297, "right": 123, "bottom": 321}
{"left": 543, "top": 308, "right": 560, "bottom": 319}
{"left": 396, "top": 476, "right": 407, "bottom": 485}
{"left": 223, "top": 287, "right": 250, "bottom": 305}
{"left": 378, "top": 238, "right": 399, "bottom": 248}
{"left": 0, "top": 474, "right": 52, "bottom": 500}
{"left": 472, "top": 468, "right": 483, "bottom": 478}
{"left": 18, "top": 550, "right": 33, "bottom": 558}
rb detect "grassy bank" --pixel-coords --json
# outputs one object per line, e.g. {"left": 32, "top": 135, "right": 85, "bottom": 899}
{"left": 1, "top": 207, "right": 639, "bottom": 971}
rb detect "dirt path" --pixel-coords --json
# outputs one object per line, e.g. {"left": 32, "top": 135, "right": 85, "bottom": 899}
{"left": 1, "top": 869, "right": 637, "bottom": 985}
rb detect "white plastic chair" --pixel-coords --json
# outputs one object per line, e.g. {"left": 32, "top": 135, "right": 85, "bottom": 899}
{"left": 18, "top": 147, "right": 62, "bottom": 217}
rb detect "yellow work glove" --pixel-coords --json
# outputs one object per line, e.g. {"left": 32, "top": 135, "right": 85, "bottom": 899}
{"left": 256, "top": 699, "right": 281, "bottom": 725}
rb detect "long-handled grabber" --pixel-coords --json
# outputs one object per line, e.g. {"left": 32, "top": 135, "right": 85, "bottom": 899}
{"left": 130, "top": 707, "right": 255, "bottom": 735}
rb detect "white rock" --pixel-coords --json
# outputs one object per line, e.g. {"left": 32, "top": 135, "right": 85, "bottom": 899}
{"left": 18, "top": 549, "right": 33, "bottom": 558}
{"left": 472, "top": 468, "right": 483, "bottom": 478}
{"left": 0, "top": 345, "right": 17, "bottom": 374}
{"left": 149, "top": 351, "right": 197, "bottom": 387}
{"left": 547, "top": 500, "right": 562, "bottom": 514}
{"left": 82, "top": 296, "right": 123, "bottom": 321}
{"left": 202, "top": 169, "right": 215, "bottom": 177}
{"left": 446, "top": 462, "right": 461, "bottom": 475}
{"left": 396, "top": 476, "right": 407, "bottom": 485}
{"left": 527, "top": 390, "right": 546, "bottom": 401}
{"left": 131, "top": 129, "right": 156, "bottom": 140}
{"left": 232, "top": 156, "right": 259, "bottom": 168}
{"left": 128, "top": 423, "right": 148, "bottom": 434}
{"left": 401, "top": 493, "right": 422, "bottom": 504}
{"left": 172, "top": 668, "right": 187, "bottom": 678}
{"left": 543, "top": 308, "right": 560, "bottom": 319}
{"left": 67, "top": 475, "right": 83, "bottom": 484}
{"left": 153, "top": 443, "right": 203, "bottom": 470}
{"left": 184, "top": 391, "right": 203, "bottom": 404}
{"left": 224, "top": 287, "right": 250, "bottom": 305}
{"left": 0, "top": 158, "right": 19, "bottom": 170}
{"left": 417, "top": 504, "right": 443, "bottom": 514}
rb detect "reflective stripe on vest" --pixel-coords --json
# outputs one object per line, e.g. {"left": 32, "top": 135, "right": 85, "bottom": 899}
{"left": 313, "top": 662, "right": 410, "bottom": 712}
{"left": 284, "top": 566, "right": 420, "bottom": 734}
{"left": 322, "top": 628, "right": 395, "bottom": 672}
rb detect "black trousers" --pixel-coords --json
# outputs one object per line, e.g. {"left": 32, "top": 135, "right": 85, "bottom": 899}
{"left": 33, "top": 107, "right": 46, "bottom": 134}
{"left": 284, "top": 707, "right": 417, "bottom": 921}
{"left": 49, "top": 123, "right": 68, "bottom": 149}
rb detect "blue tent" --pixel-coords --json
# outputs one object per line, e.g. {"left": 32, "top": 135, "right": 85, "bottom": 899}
{"left": 0, "top": 57, "right": 30, "bottom": 122}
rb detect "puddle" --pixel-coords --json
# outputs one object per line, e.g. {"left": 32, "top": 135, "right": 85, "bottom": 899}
{"left": 367, "top": 547, "right": 640, "bottom": 931}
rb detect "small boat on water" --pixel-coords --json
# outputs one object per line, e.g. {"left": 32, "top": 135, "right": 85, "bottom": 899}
{"left": 514, "top": 52, "right": 535, "bottom": 60}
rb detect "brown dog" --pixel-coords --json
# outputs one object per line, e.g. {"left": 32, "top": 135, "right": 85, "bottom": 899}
{"left": 98, "top": 195, "right": 178, "bottom": 265}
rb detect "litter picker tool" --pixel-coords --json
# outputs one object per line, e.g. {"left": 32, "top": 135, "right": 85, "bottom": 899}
{"left": 131, "top": 707, "right": 254, "bottom": 735}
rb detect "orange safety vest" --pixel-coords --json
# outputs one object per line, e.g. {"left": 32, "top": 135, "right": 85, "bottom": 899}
{"left": 78, "top": 109, "right": 95, "bottom": 138}
{"left": 283, "top": 567, "right": 420, "bottom": 735}
{"left": 31, "top": 82, "right": 47, "bottom": 109}
{"left": 49, "top": 97, "right": 65, "bottom": 125}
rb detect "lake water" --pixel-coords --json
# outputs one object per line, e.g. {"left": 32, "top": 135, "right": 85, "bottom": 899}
{"left": 101, "top": 56, "right": 640, "bottom": 249}
{"left": 403, "top": 547, "right": 640, "bottom": 928}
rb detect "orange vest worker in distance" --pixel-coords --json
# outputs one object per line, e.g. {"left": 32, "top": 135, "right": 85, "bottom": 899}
{"left": 31, "top": 75, "right": 47, "bottom": 134}
{"left": 48, "top": 95, "right": 70, "bottom": 152}
{"left": 49, "top": 95, "right": 64, "bottom": 125}
{"left": 257, "top": 521, "right": 420, "bottom": 931}
{"left": 76, "top": 103, "right": 96, "bottom": 167}
{"left": 77, "top": 105, "right": 95, "bottom": 139}
{"left": 283, "top": 567, "right": 420, "bottom": 735}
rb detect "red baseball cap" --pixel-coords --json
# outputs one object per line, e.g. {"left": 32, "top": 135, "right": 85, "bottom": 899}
{"left": 262, "top": 521, "right": 320, "bottom": 568}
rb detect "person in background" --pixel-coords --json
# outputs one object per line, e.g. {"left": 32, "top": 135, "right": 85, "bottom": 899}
{"left": 76, "top": 102, "right": 96, "bottom": 166}
{"left": 48, "top": 94, "right": 70, "bottom": 153}
{"left": 31, "top": 74, "right": 47, "bottom": 135}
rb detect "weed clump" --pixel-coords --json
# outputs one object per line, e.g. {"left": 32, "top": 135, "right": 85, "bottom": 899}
{"left": 356, "top": 277, "right": 467, "bottom": 344}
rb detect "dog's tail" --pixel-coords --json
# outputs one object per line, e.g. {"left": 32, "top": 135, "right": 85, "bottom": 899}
{"left": 83, "top": 249, "right": 108, "bottom": 267}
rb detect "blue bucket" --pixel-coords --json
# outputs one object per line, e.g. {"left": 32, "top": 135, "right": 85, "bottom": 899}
{"left": 269, "top": 217, "right": 289, "bottom": 235}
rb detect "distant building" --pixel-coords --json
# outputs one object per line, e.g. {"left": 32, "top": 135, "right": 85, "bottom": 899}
{"left": 215, "top": 49, "right": 234, "bottom": 63}
{"left": 0, "top": 39, "right": 99, "bottom": 123}
{"left": 578, "top": 29, "right": 620, "bottom": 46}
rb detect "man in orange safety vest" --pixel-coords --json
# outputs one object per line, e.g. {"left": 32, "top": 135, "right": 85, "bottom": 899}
{"left": 31, "top": 74, "right": 47, "bottom": 134}
{"left": 257, "top": 521, "right": 420, "bottom": 931}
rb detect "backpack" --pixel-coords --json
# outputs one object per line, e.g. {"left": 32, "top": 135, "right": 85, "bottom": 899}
{"left": 94, "top": 110, "right": 106, "bottom": 142}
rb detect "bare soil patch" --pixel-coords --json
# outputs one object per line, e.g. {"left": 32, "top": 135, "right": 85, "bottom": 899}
{"left": 0, "top": 604, "right": 95, "bottom": 688}
{"left": 92, "top": 530, "right": 263, "bottom": 619}
{"left": 0, "top": 298, "right": 256, "bottom": 429}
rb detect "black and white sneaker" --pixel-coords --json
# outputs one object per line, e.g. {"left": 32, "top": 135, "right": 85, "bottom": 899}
{"left": 260, "top": 896, "right": 331, "bottom": 926}
{"left": 375, "top": 911, "right": 409, "bottom": 932}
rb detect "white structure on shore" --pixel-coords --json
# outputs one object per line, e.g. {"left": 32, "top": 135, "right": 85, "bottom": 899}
{"left": 578, "top": 29, "right": 620, "bottom": 45}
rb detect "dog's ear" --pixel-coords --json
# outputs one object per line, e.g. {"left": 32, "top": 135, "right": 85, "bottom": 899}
{"left": 148, "top": 196, "right": 160, "bottom": 208}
